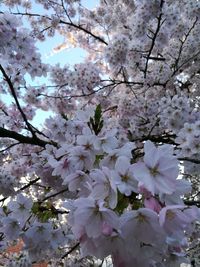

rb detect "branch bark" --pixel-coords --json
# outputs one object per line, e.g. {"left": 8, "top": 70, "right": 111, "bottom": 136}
{"left": 0, "top": 64, "right": 37, "bottom": 137}
{"left": 0, "top": 127, "right": 50, "bottom": 147}
{"left": 0, "top": 11, "right": 108, "bottom": 45}
{"left": 143, "top": 0, "right": 165, "bottom": 78}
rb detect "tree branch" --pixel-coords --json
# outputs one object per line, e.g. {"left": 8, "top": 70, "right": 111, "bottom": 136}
{"left": 0, "top": 127, "right": 50, "bottom": 147}
{"left": 0, "top": 11, "right": 108, "bottom": 45}
{"left": 179, "top": 157, "right": 200, "bottom": 164}
{"left": 41, "top": 188, "right": 69, "bottom": 202}
{"left": 0, "top": 142, "right": 20, "bottom": 153}
{"left": 61, "top": 243, "right": 80, "bottom": 259}
{"left": 19, "top": 177, "right": 40, "bottom": 191}
{"left": 172, "top": 17, "right": 198, "bottom": 76}
{"left": 143, "top": 0, "right": 165, "bottom": 78}
{"left": 59, "top": 19, "right": 108, "bottom": 45}
{"left": 184, "top": 200, "right": 200, "bottom": 207}
{"left": 0, "top": 64, "right": 36, "bottom": 137}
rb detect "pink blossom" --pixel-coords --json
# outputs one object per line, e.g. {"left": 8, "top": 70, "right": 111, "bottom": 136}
{"left": 112, "top": 156, "right": 138, "bottom": 196}
{"left": 132, "top": 141, "right": 179, "bottom": 195}
{"left": 72, "top": 197, "right": 119, "bottom": 239}
{"left": 90, "top": 167, "right": 118, "bottom": 208}
{"left": 144, "top": 197, "right": 162, "bottom": 213}
{"left": 159, "top": 206, "right": 199, "bottom": 239}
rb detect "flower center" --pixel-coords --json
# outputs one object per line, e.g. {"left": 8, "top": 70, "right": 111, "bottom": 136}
{"left": 149, "top": 166, "right": 159, "bottom": 177}
{"left": 121, "top": 174, "right": 129, "bottom": 182}
{"left": 166, "top": 210, "right": 175, "bottom": 220}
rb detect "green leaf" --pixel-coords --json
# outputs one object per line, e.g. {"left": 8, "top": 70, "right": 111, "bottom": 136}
{"left": 2, "top": 205, "right": 8, "bottom": 215}
{"left": 98, "top": 119, "right": 104, "bottom": 132}
{"left": 39, "top": 210, "right": 56, "bottom": 223}
{"left": 94, "top": 154, "right": 104, "bottom": 165}
{"left": 61, "top": 113, "right": 68, "bottom": 121}
{"left": 31, "top": 202, "right": 40, "bottom": 214}
{"left": 31, "top": 202, "right": 57, "bottom": 222}
{"left": 88, "top": 104, "right": 104, "bottom": 135}
{"left": 115, "top": 191, "right": 129, "bottom": 214}
{"left": 94, "top": 104, "right": 102, "bottom": 123}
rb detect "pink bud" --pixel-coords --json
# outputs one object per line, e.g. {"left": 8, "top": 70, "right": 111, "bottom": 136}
{"left": 102, "top": 222, "right": 113, "bottom": 236}
{"left": 144, "top": 197, "right": 162, "bottom": 213}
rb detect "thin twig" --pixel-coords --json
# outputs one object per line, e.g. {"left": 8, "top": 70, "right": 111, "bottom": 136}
{"left": 0, "top": 64, "right": 36, "bottom": 137}
{"left": 0, "top": 142, "right": 20, "bottom": 153}
{"left": 143, "top": 0, "right": 165, "bottom": 78}
{"left": 61, "top": 243, "right": 80, "bottom": 259}
{"left": 41, "top": 188, "right": 69, "bottom": 202}
{"left": 0, "top": 11, "right": 108, "bottom": 45}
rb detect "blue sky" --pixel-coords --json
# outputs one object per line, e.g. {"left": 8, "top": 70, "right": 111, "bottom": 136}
{"left": 36, "top": 0, "right": 99, "bottom": 67}
{"left": 32, "top": 0, "right": 99, "bottom": 127}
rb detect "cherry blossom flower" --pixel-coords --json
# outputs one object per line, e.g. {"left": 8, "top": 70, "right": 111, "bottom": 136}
{"left": 8, "top": 194, "right": 32, "bottom": 223}
{"left": 1, "top": 217, "right": 21, "bottom": 240}
{"left": 159, "top": 206, "right": 199, "bottom": 239}
{"left": 63, "top": 170, "right": 91, "bottom": 194}
{"left": 1, "top": 1, "right": 200, "bottom": 265}
{"left": 70, "top": 146, "right": 95, "bottom": 170}
{"left": 90, "top": 167, "right": 118, "bottom": 208}
{"left": 112, "top": 156, "right": 138, "bottom": 196}
{"left": 72, "top": 197, "right": 119, "bottom": 239}
{"left": 132, "top": 141, "right": 179, "bottom": 195}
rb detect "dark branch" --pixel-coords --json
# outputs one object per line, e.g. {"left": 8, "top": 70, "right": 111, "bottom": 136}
{"left": 41, "top": 188, "right": 69, "bottom": 202}
{"left": 0, "top": 64, "right": 36, "bottom": 137}
{"left": 19, "top": 177, "right": 40, "bottom": 191}
{"left": 179, "top": 157, "right": 200, "bottom": 164}
{"left": 0, "top": 142, "right": 20, "bottom": 153}
{"left": 61, "top": 243, "right": 80, "bottom": 259}
{"left": 0, "top": 127, "right": 49, "bottom": 147}
{"left": 184, "top": 200, "right": 200, "bottom": 207}
{"left": 0, "top": 177, "right": 41, "bottom": 202}
{"left": 59, "top": 19, "right": 108, "bottom": 45}
{"left": 172, "top": 17, "right": 198, "bottom": 76}
{"left": 0, "top": 11, "right": 108, "bottom": 45}
{"left": 131, "top": 133, "right": 177, "bottom": 146}
{"left": 143, "top": 0, "right": 165, "bottom": 78}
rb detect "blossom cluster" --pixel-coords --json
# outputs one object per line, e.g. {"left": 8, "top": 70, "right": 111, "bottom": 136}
{"left": 0, "top": 106, "right": 197, "bottom": 266}
{"left": 0, "top": 13, "right": 48, "bottom": 80}
{"left": 0, "top": 0, "right": 200, "bottom": 266}
{"left": 51, "top": 62, "right": 101, "bottom": 94}
{"left": 105, "top": 35, "right": 129, "bottom": 70}
{"left": 176, "top": 121, "right": 200, "bottom": 157}
{"left": 158, "top": 95, "right": 199, "bottom": 134}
